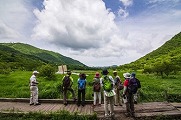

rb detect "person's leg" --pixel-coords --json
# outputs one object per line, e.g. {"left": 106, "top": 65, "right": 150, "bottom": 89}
{"left": 34, "top": 87, "right": 39, "bottom": 104}
{"left": 77, "top": 90, "right": 81, "bottom": 106}
{"left": 69, "top": 87, "right": 77, "bottom": 101}
{"left": 125, "top": 93, "right": 131, "bottom": 116}
{"left": 82, "top": 89, "right": 85, "bottom": 106}
{"left": 114, "top": 88, "right": 118, "bottom": 106}
{"left": 93, "top": 92, "right": 97, "bottom": 105}
{"left": 104, "top": 94, "right": 109, "bottom": 117}
{"left": 63, "top": 89, "right": 67, "bottom": 105}
{"left": 109, "top": 96, "right": 114, "bottom": 116}
{"left": 30, "top": 86, "right": 34, "bottom": 105}
{"left": 98, "top": 92, "right": 101, "bottom": 105}
{"left": 130, "top": 94, "right": 135, "bottom": 116}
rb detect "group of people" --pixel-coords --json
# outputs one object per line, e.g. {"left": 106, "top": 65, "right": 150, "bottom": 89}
{"left": 29, "top": 69, "right": 141, "bottom": 118}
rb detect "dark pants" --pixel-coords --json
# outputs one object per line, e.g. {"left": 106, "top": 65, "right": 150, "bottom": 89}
{"left": 77, "top": 89, "right": 85, "bottom": 106}
{"left": 126, "top": 92, "right": 134, "bottom": 116}
{"left": 63, "top": 87, "right": 76, "bottom": 104}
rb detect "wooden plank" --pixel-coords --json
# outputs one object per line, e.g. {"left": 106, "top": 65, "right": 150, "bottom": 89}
{"left": 51, "top": 103, "right": 62, "bottom": 112}
{"left": 170, "top": 103, "right": 181, "bottom": 108}
{"left": 135, "top": 110, "right": 181, "bottom": 118}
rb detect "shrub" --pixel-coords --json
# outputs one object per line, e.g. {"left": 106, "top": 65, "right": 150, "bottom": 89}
{"left": 39, "top": 64, "right": 56, "bottom": 80}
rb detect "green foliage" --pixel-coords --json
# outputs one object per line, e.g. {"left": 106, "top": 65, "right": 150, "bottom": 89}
{"left": 0, "top": 111, "right": 97, "bottom": 120}
{"left": 0, "top": 43, "right": 91, "bottom": 73}
{"left": 1, "top": 71, "right": 181, "bottom": 102}
{"left": 119, "top": 32, "right": 181, "bottom": 74}
{"left": 39, "top": 64, "right": 56, "bottom": 80}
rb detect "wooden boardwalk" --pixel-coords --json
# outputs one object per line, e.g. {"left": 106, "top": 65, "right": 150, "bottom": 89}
{"left": 0, "top": 99, "right": 181, "bottom": 119}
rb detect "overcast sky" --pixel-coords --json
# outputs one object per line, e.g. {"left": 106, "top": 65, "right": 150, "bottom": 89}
{"left": 0, "top": 0, "right": 181, "bottom": 67}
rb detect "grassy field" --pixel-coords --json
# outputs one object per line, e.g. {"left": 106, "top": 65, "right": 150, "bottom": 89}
{"left": 0, "top": 70, "right": 181, "bottom": 102}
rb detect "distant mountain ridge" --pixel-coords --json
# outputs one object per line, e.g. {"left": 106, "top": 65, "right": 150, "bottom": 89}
{"left": 121, "top": 32, "right": 181, "bottom": 70}
{"left": 0, "top": 43, "right": 86, "bottom": 71}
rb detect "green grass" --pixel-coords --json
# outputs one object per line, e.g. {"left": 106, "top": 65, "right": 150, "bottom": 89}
{"left": 0, "top": 70, "right": 181, "bottom": 102}
{"left": 0, "top": 111, "right": 97, "bottom": 120}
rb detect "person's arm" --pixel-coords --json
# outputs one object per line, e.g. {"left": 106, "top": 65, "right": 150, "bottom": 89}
{"left": 123, "top": 80, "right": 128, "bottom": 95}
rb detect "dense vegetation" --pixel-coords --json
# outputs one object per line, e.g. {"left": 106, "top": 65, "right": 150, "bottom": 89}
{"left": 0, "top": 43, "right": 89, "bottom": 73}
{"left": 0, "top": 111, "right": 97, "bottom": 120}
{"left": 119, "top": 32, "right": 181, "bottom": 77}
{"left": 1, "top": 70, "right": 181, "bottom": 102}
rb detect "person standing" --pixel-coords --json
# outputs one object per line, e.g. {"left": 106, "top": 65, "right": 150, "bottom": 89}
{"left": 113, "top": 71, "right": 122, "bottom": 106}
{"left": 101, "top": 69, "right": 115, "bottom": 118}
{"left": 131, "top": 72, "right": 141, "bottom": 104}
{"left": 29, "top": 71, "right": 41, "bottom": 106}
{"left": 122, "top": 73, "right": 135, "bottom": 117}
{"left": 62, "top": 70, "right": 77, "bottom": 106}
{"left": 77, "top": 73, "right": 87, "bottom": 107}
{"left": 92, "top": 72, "right": 101, "bottom": 107}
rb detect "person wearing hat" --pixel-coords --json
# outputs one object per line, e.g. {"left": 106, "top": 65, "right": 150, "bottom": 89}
{"left": 113, "top": 71, "right": 122, "bottom": 106}
{"left": 29, "top": 71, "right": 41, "bottom": 106}
{"left": 122, "top": 72, "right": 134, "bottom": 117}
{"left": 62, "top": 70, "right": 77, "bottom": 106}
{"left": 131, "top": 72, "right": 141, "bottom": 104}
{"left": 92, "top": 72, "right": 101, "bottom": 107}
{"left": 100, "top": 69, "right": 115, "bottom": 118}
{"left": 77, "top": 73, "right": 87, "bottom": 107}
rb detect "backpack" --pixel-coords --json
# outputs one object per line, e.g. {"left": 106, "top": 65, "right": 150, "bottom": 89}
{"left": 136, "top": 78, "right": 141, "bottom": 88}
{"left": 78, "top": 79, "right": 86, "bottom": 90}
{"left": 93, "top": 82, "right": 101, "bottom": 92}
{"left": 102, "top": 76, "right": 113, "bottom": 92}
{"left": 63, "top": 76, "right": 71, "bottom": 89}
{"left": 115, "top": 77, "right": 123, "bottom": 90}
{"left": 128, "top": 78, "right": 138, "bottom": 94}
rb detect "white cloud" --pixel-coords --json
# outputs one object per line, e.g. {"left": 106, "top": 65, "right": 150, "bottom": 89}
{"left": 0, "top": 0, "right": 35, "bottom": 42}
{"left": 119, "top": 0, "right": 133, "bottom": 7}
{"left": 32, "top": 0, "right": 130, "bottom": 55}
{"left": 0, "top": 0, "right": 181, "bottom": 67}
{"left": 32, "top": 0, "right": 116, "bottom": 49}
{"left": 117, "top": 8, "right": 129, "bottom": 18}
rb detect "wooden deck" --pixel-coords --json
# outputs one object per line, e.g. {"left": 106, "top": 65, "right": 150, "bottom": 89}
{"left": 0, "top": 99, "right": 181, "bottom": 119}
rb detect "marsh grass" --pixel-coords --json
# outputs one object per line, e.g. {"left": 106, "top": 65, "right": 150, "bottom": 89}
{"left": 0, "top": 70, "right": 181, "bottom": 102}
{"left": 0, "top": 110, "right": 97, "bottom": 120}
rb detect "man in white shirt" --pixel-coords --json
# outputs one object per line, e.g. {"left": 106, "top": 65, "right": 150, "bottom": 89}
{"left": 29, "top": 71, "right": 41, "bottom": 106}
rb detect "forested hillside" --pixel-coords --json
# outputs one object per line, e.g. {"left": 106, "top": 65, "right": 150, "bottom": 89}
{"left": 120, "top": 32, "right": 181, "bottom": 76}
{"left": 0, "top": 43, "right": 86, "bottom": 73}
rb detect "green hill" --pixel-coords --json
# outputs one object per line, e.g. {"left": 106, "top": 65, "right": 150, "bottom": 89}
{"left": 120, "top": 32, "right": 181, "bottom": 71}
{"left": 0, "top": 43, "right": 86, "bottom": 71}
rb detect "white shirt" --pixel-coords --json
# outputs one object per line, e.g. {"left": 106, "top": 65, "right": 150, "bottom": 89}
{"left": 30, "top": 75, "right": 38, "bottom": 86}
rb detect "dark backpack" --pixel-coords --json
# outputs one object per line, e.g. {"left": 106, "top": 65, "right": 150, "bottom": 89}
{"left": 102, "top": 76, "right": 113, "bottom": 92}
{"left": 78, "top": 79, "right": 86, "bottom": 90}
{"left": 128, "top": 78, "right": 138, "bottom": 94}
{"left": 63, "top": 76, "right": 71, "bottom": 89}
{"left": 115, "top": 77, "right": 123, "bottom": 90}
{"left": 93, "top": 82, "right": 101, "bottom": 92}
{"left": 136, "top": 78, "right": 141, "bottom": 88}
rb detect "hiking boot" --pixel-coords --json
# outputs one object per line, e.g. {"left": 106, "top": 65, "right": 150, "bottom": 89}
{"left": 29, "top": 103, "right": 34, "bottom": 106}
{"left": 34, "top": 103, "right": 41, "bottom": 106}
{"left": 92, "top": 104, "right": 96, "bottom": 107}
{"left": 114, "top": 104, "right": 118, "bottom": 106}
{"left": 134, "top": 101, "right": 137, "bottom": 104}
{"left": 77, "top": 104, "right": 80, "bottom": 107}
{"left": 64, "top": 102, "right": 68, "bottom": 106}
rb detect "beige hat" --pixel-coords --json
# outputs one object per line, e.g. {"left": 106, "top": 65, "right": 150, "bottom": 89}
{"left": 123, "top": 73, "right": 131, "bottom": 79}
{"left": 33, "top": 71, "right": 39, "bottom": 74}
